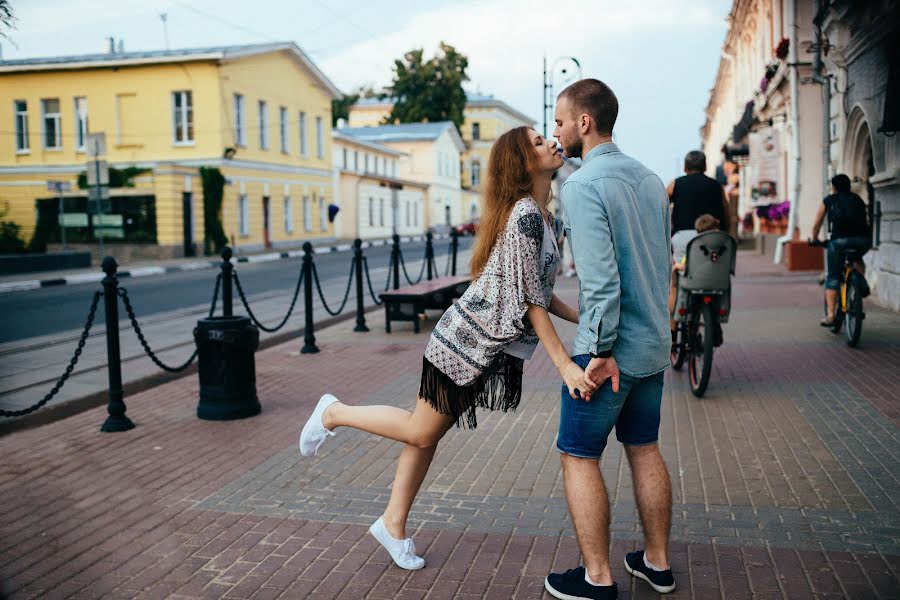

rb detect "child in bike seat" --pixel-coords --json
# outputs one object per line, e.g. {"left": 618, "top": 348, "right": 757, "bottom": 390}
{"left": 668, "top": 214, "right": 721, "bottom": 348}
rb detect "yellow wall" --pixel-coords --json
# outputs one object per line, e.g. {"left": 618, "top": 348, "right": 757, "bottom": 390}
{"left": 1, "top": 62, "right": 224, "bottom": 165}
{"left": 0, "top": 50, "right": 336, "bottom": 250}
{"left": 347, "top": 104, "right": 391, "bottom": 127}
{"left": 218, "top": 51, "right": 333, "bottom": 170}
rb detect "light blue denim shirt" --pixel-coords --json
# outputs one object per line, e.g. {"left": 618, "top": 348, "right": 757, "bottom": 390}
{"left": 561, "top": 142, "right": 671, "bottom": 377}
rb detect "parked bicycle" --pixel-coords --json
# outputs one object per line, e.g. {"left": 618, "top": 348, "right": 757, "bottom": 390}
{"left": 809, "top": 238, "right": 867, "bottom": 347}
{"left": 670, "top": 230, "right": 737, "bottom": 397}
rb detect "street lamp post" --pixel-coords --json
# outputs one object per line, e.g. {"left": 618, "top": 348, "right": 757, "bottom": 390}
{"left": 543, "top": 55, "right": 583, "bottom": 138}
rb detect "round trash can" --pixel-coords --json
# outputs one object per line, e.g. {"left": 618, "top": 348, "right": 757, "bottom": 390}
{"left": 194, "top": 316, "right": 261, "bottom": 420}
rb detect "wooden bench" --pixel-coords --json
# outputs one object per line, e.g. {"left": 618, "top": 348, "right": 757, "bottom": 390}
{"left": 379, "top": 275, "right": 470, "bottom": 333}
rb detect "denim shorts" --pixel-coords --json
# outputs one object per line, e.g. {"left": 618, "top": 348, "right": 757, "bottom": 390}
{"left": 557, "top": 354, "right": 664, "bottom": 458}
{"left": 826, "top": 237, "right": 870, "bottom": 290}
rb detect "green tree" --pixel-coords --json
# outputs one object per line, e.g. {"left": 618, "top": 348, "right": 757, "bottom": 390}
{"left": 384, "top": 42, "right": 469, "bottom": 131}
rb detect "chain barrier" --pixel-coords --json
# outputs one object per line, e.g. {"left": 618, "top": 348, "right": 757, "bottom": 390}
{"left": 0, "top": 291, "right": 103, "bottom": 418}
{"left": 398, "top": 248, "right": 427, "bottom": 285}
{"left": 362, "top": 257, "right": 384, "bottom": 305}
{"left": 232, "top": 268, "right": 304, "bottom": 333}
{"left": 118, "top": 273, "right": 221, "bottom": 373}
{"left": 384, "top": 254, "right": 393, "bottom": 292}
{"left": 312, "top": 258, "right": 355, "bottom": 316}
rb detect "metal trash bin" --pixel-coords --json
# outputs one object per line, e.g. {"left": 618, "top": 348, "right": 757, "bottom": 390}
{"left": 194, "top": 316, "right": 261, "bottom": 420}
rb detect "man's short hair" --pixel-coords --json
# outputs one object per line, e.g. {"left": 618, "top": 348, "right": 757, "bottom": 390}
{"left": 694, "top": 214, "right": 720, "bottom": 233}
{"left": 558, "top": 79, "right": 618, "bottom": 136}
{"left": 832, "top": 173, "right": 852, "bottom": 193}
{"left": 684, "top": 151, "right": 706, "bottom": 172}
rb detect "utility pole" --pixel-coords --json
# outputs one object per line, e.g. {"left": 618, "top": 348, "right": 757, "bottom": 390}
{"left": 160, "top": 13, "right": 170, "bottom": 50}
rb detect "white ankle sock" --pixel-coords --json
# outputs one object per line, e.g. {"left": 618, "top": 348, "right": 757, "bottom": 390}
{"left": 644, "top": 553, "right": 665, "bottom": 572}
{"left": 584, "top": 571, "right": 613, "bottom": 587}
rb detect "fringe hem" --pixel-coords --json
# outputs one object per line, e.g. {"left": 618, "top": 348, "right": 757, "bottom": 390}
{"left": 418, "top": 354, "right": 523, "bottom": 429}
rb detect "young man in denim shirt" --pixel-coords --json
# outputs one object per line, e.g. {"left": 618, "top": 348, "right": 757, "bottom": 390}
{"left": 544, "top": 79, "right": 675, "bottom": 600}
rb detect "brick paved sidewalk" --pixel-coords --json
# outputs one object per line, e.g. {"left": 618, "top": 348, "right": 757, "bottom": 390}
{"left": 1, "top": 251, "right": 898, "bottom": 599}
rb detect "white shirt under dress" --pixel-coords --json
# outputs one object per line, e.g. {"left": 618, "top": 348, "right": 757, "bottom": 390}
{"left": 420, "top": 197, "right": 560, "bottom": 428}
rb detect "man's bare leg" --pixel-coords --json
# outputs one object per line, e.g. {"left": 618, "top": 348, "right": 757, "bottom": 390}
{"left": 561, "top": 453, "right": 613, "bottom": 585}
{"left": 624, "top": 444, "right": 672, "bottom": 569}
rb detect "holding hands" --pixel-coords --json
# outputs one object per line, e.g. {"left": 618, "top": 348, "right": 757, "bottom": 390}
{"left": 561, "top": 361, "right": 596, "bottom": 401}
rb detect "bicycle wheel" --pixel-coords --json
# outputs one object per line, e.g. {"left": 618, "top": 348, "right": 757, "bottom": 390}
{"left": 670, "top": 324, "right": 686, "bottom": 370}
{"left": 688, "top": 303, "right": 715, "bottom": 397}
{"left": 845, "top": 281, "right": 863, "bottom": 347}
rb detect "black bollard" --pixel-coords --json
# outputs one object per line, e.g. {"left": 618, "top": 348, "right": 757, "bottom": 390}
{"left": 353, "top": 239, "right": 369, "bottom": 332}
{"left": 300, "top": 242, "right": 319, "bottom": 353}
{"left": 221, "top": 246, "right": 233, "bottom": 317}
{"left": 391, "top": 234, "right": 401, "bottom": 290}
{"left": 450, "top": 229, "right": 459, "bottom": 276}
{"left": 425, "top": 231, "right": 434, "bottom": 281}
{"left": 100, "top": 257, "right": 135, "bottom": 432}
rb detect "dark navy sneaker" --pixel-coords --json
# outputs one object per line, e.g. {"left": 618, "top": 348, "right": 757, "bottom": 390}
{"left": 624, "top": 550, "right": 676, "bottom": 593}
{"left": 544, "top": 566, "right": 618, "bottom": 600}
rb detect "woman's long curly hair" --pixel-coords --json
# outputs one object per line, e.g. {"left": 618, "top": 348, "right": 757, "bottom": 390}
{"left": 470, "top": 126, "right": 540, "bottom": 278}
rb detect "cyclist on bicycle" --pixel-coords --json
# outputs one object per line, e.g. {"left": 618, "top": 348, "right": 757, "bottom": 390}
{"left": 810, "top": 174, "right": 871, "bottom": 327}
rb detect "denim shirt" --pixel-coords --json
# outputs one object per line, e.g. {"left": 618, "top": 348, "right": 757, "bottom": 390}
{"left": 561, "top": 143, "right": 671, "bottom": 377}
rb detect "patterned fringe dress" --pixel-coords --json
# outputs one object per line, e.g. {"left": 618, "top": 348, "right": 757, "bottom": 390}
{"left": 420, "top": 197, "right": 559, "bottom": 428}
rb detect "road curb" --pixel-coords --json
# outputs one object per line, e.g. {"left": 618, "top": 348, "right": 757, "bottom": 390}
{"left": 0, "top": 234, "right": 451, "bottom": 294}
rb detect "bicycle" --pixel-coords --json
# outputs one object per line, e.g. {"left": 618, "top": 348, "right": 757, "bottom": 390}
{"left": 809, "top": 238, "right": 867, "bottom": 347}
{"left": 670, "top": 230, "right": 736, "bottom": 397}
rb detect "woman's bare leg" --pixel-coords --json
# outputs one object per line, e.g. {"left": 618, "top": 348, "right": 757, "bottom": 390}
{"left": 324, "top": 397, "right": 455, "bottom": 538}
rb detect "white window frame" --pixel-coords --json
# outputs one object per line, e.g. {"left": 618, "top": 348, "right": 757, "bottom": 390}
{"left": 414, "top": 202, "right": 419, "bottom": 227}
{"left": 342, "top": 148, "right": 348, "bottom": 169}
{"left": 303, "top": 194, "right": 312, "bottom": 232}
{"left": 472, "top": 122, "right": 480, "bottom": 140}
{"left": 279, "top": 106, "right": 289, "bottom": 153}
{"left": 379, "top": 198, "right": 385, "bottom": 227}
{"left": 15, "top": 100, "right": 29, "bottom": 153}
{"left": 315, "top": 116, "right": 324, "bottom": 159}
{"left": 74, "top": 97, "right": 88, "bottom": 152}
{"left": 368, "top": 197, "right": 374, "bottom": 227}
{"left": 319, "top": 196, "right": 327, "bottom": 231}
{"left": 233, "top": 93, "right": 246, "bottom": 146}
{"left": 471, "top": 159, "right": 481, "bottom": 187}
{"left": 258, "top": 100, "right": 269, "bottom": 149}
{"left": 299, "top": 112, "right": 308, "bottom": 157}
{"left": 283, "top": 196, "right": 293, "bottom": 233}
{"left": 354, "top": 151, "right": 359, "bottom": 172}
{"left": 437, "top": 152, "right": 443, "bottom": 176}
{"left": 41, "top": 98, "right": 62, "bottom": 150}
{"left": 171, "top": 91, "right": 194, "bottom": 145}
{"left": 405, "top": 201, "right": 410, "bottom": 227}
{"left": 238, "top": 194, "right": 250, "bottom": 236}
{"left": 365, "top": 154, "right": 370, "bottom": 173}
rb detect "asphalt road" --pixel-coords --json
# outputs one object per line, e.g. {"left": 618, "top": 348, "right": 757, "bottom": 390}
{"left": 0, "top": 237, "right": 473, "bottom": 344}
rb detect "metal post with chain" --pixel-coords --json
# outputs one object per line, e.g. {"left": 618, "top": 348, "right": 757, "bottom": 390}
{"left": 353, "top": 239, "right": 369, "bottom": 332}
{"left": 300, "top": 242, "right": 318, "bottom": 354}
{"left": 100, "top": 257, "right": 134, "bottom": 432}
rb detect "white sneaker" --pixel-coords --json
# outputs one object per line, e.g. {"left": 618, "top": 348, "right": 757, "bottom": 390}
{"left": 298, "top": 394, "right": 339, "bottom": 457}
{"left": 369, "top": 517, "right": 425, "bottom": 570}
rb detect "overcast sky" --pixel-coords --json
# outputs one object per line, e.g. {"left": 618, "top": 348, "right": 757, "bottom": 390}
{"left": 3, "top": 0, "right": 730, "bottom": 181}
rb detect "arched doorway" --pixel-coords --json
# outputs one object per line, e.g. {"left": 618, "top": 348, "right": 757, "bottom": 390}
{"left": 844, "top": 109, "right": 877, "bottom": 246}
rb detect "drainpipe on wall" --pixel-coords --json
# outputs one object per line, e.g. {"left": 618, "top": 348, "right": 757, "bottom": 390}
{"left": 775, "top": 0, "right": 802, "bottom": 264}
{"left": 811, "top": 0, "right": 832, "bottom": 200}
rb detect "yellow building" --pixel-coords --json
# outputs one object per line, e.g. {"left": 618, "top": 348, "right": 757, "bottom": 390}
{"left": 0, "top": 42, "right": 341, "bottom": 259}
{"left": 347, "top": 93, "right": 535, "bottom": 224}
{"left": 339, "top": 123, "right": 466, "bottom": 230}
{"left": 331, "top": 131, "right": 428, "bottom": 240}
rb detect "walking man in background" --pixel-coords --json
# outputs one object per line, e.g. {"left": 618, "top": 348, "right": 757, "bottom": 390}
{"left": 543, "top": 78, "right": 676, "bottom": 600}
